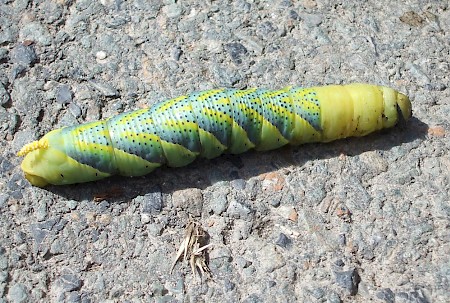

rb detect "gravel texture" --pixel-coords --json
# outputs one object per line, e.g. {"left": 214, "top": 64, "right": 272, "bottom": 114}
{"left": 1, "top": 0, "right": 449, "bottom": 302}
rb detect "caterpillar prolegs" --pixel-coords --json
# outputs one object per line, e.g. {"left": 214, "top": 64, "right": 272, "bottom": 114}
{"left": 18, "top": 83, "right": 412, "bottom": 187}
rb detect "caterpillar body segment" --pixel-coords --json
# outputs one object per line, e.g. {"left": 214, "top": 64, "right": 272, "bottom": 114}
{"left": 18, "top": 83, "right": 412, "bottom": 187}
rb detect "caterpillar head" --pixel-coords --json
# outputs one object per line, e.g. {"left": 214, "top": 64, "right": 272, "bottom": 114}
{"left": 381, "top": 87, "right": 412, "bottom": 128}
{"left": 395, "top": 91, "right": 412, "bottom": 124}
{"left": 18, "top": 129, "right": 110, "bottom": 187}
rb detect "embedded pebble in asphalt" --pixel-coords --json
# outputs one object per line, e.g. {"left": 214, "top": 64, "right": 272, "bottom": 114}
{"left": 0, "top": 1, "right": 448, "bottom": 302}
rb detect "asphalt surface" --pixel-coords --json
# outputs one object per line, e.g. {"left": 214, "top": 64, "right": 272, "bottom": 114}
{"left": 0, "top": 1, "right": 449, "bottom": 302}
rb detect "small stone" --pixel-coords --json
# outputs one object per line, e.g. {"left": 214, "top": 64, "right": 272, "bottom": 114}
{"left": 10, "top": 65, "right": 26, "bottom": 79}
{"left": 141, "top": 213, "right": 151, "bottom": 224}
{"left": 288, "top": 208, "right": 298, "bottom": 222}
{"left": 0, "top": 254, "right": 7, "bottom": 270}
{"left": 275, "top": 233, "right": 292, "bottom": 249}
{"left": 110, "top": 286, "right": 125, "bottom": 298}
{"left": 65, "top": 291, "right": 81, "bottom": 303}
{"left": 427, "top": 126, "right": 445, "bottom": 137}
{"left": 10, "top": 44, "right": 38, "bottom": 67}
{"left": 226, "top": 198, "right": 252, "bottom": 219}
{"left": 29, "top": 224, "right": 48, "bottom": 245}
{"left": 334, "top": 268, "right": 361, "bottom": 296}
{"left": 0, "top": 48, "right": 8, "bottom": 61}
{"left": 310, "top": 287, "right": 325, "bottom": 299}
{"left": 147, "top": 223, "right": 163, "bottom": 236}
{"left": 150, "top": 281, "right": 168, "bottom": 297}
{"left": 90, "top": 229, "right": 100, "bottom": 242}
{"left": 206, "top": 39, "right": 223, "bottom": 54}
{"left": 0, "top": 194, "right": 8, "bottom": 209}
{"left": 172, "top": 188, "right": 203, "bottom": 217}
{"left": 56, "top": 85, "right": 73, "bottom": 105}
{"left": 209, "top": 189, "right": 229, "bottom": 215}
{"left": 396, "top": 289, "right": 430, "bottom": 303}
{"left": 85, "top": 213, "right": 96, "bottom": 225}
{"left": 245, "top": 178, "right": 261, "bottom": 200}
{"left": 256, "top": 21, "right": 276, "bottom": 36}
{"left": 338, "top": 233, "right": 346, "bottom": 246}
{"left": 106, "top": 14, "right": 131, "bottom": 29}
{"left": 377, "top": 288, "right": 395, "bottom": 303}
{"left": 56, "top": 271, "right": 82, "bottom": 292}
{"left": 0, "top": 156, "right": 13, "bottom": 173}
{"left": 406, "top": 63, "right": 430, "bottom": 85}
{"left": 333, "top": 259, "right": 345, "bottom": 268}
{"left": 172, "top": 46, "right": 182, "bottom": 61}
{"left": 258, "top": 245, "right": 286, "bottom": 273}
{"left": 327, "top": 291, "right": 342, "bottom": 303}
{"left": 163, "top": 3, "right": 182, "bottom": 18}
{"left": 277, "top": 206, "right": 296, "bottom": 220}
{"left": 55, "top": 221, "right": 67, "bottom": 234}
{"left": 35, "top": 201, "right": 48, "bottom": 221}
{"left": 7, "top": 283, "right": 29, "bottom": 303}
{"left": 261, "top": 172, "right": 285, "bottom": 192}
{"left": 224, "top": 43, "right": 248, "bottom": 65}
{"left": 400, "top": 11, "right": 424, "bottom": 27}
{"left": 0, "top": 271, "right": 8, "bottom": 283}
{"left": 68, "top": 102, "right": 82, "bottom": 118}
{"left": 210, "top": 64, "right": 243, "bottom": 87}
{"left": 209, "top": 246, "right": 231, "bottom": 262}
{"left": 99, "top": 0, "right": 116, "bottom": 8}
{"left": 40, "top": 0, "right": 63, "bottom": 24}
{"left": 0, "top": 83, "right": 11, "bottom": 107}
{"left": 96, "top": 51, "right": 107, "bottom": 60}
{"left": 166, "top": 277, "right": 184, "bottom": 296}
{"left": 96, "top": 201, "right": 111, "bottom": 214}
{"left": 300, "top": 13, "right": 323, "bottom": 26}
{"left": 234, "top": 33, "right": 264, "bottom": 55}
{"left": 230, "top": 179, "right": 246, "bottom": 190}
{"left": 98, "top": 214, "right": 112, "bottom": 225}
{"left": 269, "top": 192, "right": 282, "bottom": 207}
{"left": 243, "top": 294, "right": 262, "bottom": 303}
{"left": 13, "top": 231, "right": 26, "bottom": 245}
{"left": 138, "top": 190, "right": 163, "bottom": 214}
{"left": 289, "top": 10, "right": 299, "bottom": 20}
{"left": 58, "top": 111, "right": 79, "bottom": 127}
{"left": 223, "top": 279, "right": 235, "bottom": 291}
{"left": 88, "top": 80, "right": 119, "bottom": 97}
{"left": 19, "top": 21, "right": 53, "bottom": 46}
{"left": 303, "top": 0, "right": 317, "bottom": 9}
{"left": 50, "top": 239, "right": 64, "bottom": 255}
{"left": 234, "top": 256, "right": 251, "bottom": 268}
{"left": 240, "top": 266, "right": 256, "bottom": 281}
{"left": 424, "top": 82, "right": 447, "bottom": 91}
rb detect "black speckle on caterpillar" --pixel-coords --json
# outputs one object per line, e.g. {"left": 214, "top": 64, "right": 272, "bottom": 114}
{"left": 18, "top": 83, "right": 412, "bottom": 186}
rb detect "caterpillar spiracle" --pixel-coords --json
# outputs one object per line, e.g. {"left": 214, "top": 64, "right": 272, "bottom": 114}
{"left": 18, "top": 83, "right": 412, "bottom": 187}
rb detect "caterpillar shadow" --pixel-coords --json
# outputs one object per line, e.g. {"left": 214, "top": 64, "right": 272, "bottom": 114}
{"left": 50, "top": 117, "right": 428, "bottom": 202}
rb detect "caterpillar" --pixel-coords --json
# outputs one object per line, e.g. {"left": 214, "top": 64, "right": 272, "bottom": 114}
{"left": 18, "top": 83, "right": 412, "bottom": 187}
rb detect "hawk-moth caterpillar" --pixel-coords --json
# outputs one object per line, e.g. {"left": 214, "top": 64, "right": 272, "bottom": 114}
{"left": 18, "top": 83, "right": 412, "bottom": 187}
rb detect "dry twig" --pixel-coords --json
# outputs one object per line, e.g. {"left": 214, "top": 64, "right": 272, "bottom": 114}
{"left": 170, "top": 221, "right": 212, "bottom": 279}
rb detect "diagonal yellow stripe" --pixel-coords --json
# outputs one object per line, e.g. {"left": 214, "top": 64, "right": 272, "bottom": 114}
{"left": 157, "top": 95, "right": 189, "bottom": 112}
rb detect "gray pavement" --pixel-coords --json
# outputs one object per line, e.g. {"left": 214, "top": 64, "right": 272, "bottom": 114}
{"left": 0, "top": 0, "right": 449, "bottom": 302}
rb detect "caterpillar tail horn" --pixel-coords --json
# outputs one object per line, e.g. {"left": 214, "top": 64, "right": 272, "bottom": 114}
{"left": 18, "top": 128, "right": 113, "bottom": 187}
{"left": 17, "top": 139, "right": 51, "bottom": 187}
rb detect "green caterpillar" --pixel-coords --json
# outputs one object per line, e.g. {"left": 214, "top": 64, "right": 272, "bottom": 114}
{"left": 18, "top": 83, "right": 411, "bottom": 187}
